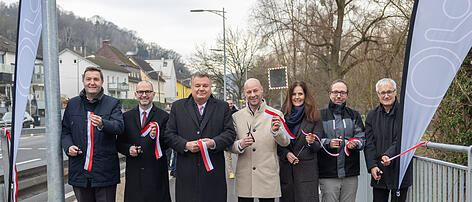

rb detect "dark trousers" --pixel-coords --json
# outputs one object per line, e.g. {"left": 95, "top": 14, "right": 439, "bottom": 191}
{"left": 73, "top": 184, "right": 117, "bottom": 202}
{"left": 166, "top": 148, "right": 177, "bottom": 176}
{"left": 373, "top": 188, "right": 408, "bottom": 202}
{"left": 238, "top": 197, "right": 275, "bottom": 202}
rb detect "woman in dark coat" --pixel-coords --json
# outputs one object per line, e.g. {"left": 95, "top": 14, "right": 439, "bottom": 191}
{"left": 278, "top": 81, "right": 323, "bottom": 202}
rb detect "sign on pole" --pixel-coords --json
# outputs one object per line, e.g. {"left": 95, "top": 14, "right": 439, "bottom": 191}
{"left": 267, "top": 66, "right": 288, "bottom": 90}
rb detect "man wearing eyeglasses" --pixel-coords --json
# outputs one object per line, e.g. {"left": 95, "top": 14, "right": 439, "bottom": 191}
{"left": 318, "top": 79, "right": 365, "bottom": 202}
{"left": 364, "top": 78, "right": 412, "bottom": 202}
{"left": 116, "top": 80, "right": 171, "bottom": 202}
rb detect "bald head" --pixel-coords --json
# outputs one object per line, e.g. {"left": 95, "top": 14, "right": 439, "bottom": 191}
{"left": 137, "top": 80, "right": 154, "bottom": 90}
{"left": 244, "top": 78, "right": 264, "bottom": 109}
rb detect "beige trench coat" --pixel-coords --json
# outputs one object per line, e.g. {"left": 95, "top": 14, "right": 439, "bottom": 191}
{"left": 229, "top": 102, "right": 290, "bottom": 198}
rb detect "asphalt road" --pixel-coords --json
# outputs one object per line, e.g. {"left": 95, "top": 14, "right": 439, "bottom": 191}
{"left": 0, "top": 130, "right": 272, "bottom": 202}
{"left": 0, "top": 127, "right": 56, "bottom": 176}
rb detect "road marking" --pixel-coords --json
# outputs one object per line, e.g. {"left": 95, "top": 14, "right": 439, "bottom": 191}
{"left": 17, "top": 158, "right": 41, "bottom": 165}
{"left": 38, "top": 148, "right": 47, "bottom": 150}
{"left": 65, "top": 191, "right": 74, "bottom": 199}
{"left": 18, "top": 148, "right": 33, "bottom": 150}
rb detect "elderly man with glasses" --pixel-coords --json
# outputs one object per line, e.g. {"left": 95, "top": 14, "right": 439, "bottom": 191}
{"left": 318, "top": 79, "right": 365, "bottom": 202}
{"left": 364, "top": 78, "right": 412, "bottom": 202}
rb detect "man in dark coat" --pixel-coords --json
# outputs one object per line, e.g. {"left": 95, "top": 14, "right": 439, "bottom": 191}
{"left": 364, "top": 78, "right": 412, "bottom": 202}
{"left": 116, "top": 80, "right": 171, "bottom": 202}
{"left": 318, "top": 80, "right": 365, "bottom": 202}
{"left": 164, "top": 72, "right": 236, "bottom": 202}
{"left": 62, "top": 67, "right": 124, "bottom": 202}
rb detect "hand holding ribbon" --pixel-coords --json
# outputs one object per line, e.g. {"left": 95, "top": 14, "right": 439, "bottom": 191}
{"left": 198, "top": 140, "right": 214, "bottom": 172}
{"left": 141, "top": 122, "right": 163, "bottom": 160}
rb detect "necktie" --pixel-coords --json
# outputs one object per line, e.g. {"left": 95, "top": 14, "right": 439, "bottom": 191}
{"left": 142, "top": 111, "right": 147, "bottom": 128}
{"left": 198, "top": 105, "right": 204, "bottom": 116}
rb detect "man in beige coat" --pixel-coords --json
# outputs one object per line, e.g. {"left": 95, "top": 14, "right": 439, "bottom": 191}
{"left": 229, "top": 78, "right": 290, "bottom": 202}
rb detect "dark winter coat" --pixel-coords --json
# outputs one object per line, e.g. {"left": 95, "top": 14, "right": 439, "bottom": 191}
{"left": 116, "top": 105, "right": 171, "bottom": 202}
{"left": 318, "top": 101, "right": 365, "bottom": 178}
{"left": 278, "top": 119, "right": 323, "bottom": 202}
{"left": 164, "top": 95, "right": 236, "bottom": 202}
{"left": 61, "top": 89, "right": 124, "bottom": 188}
{"left": 364, "top": 100, "right": 413, "bottom": 190}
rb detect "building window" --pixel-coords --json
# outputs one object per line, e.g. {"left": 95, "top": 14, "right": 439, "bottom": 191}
{"left": 107, "top": 76, "right": 109, "bottom": 83}
{"left": 112, "top": 76, "right": 114, "bottom": 83}
{"left": 163, "top": 61, "right": 167, "bottom": 67}
{"left": 0, "top": 54, "right": 4, "bottom": 64}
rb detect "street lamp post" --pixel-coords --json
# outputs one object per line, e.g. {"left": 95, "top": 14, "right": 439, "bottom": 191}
{"left": 190, "top": 8, "right": 226, "bottom": 100}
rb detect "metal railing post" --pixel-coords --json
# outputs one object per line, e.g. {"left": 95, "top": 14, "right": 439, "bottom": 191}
{"left": 467, "top": 145, "right": 472, "bottom": 202}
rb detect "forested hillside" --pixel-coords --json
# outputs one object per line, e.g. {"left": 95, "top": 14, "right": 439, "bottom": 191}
{"left": 0, "top": 2, "right": 190, "bottom": 78}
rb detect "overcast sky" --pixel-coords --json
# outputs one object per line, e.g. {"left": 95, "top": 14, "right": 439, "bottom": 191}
{"left": 1, "top": 0, "right": 257, "bottom": 59}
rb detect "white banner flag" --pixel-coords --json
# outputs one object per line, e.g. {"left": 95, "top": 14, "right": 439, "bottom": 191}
{"left": 399, "top": 0, "right": 472, "bottom": 189}
{"left": 11, "top": 0, "right": 42, "bottom": 201}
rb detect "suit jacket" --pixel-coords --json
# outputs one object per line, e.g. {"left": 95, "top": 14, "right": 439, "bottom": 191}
{"left": 278, "top": 118, "right": 323, "bottom": 202}
{"left": 117, "top": 104, "right": 171, "bottom": 202}
{"left": 164, "top": 95, "right": 236, "bottom": 202}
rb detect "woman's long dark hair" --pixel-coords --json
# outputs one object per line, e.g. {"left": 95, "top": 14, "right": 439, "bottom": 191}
{"left": 282, "top": 81, "right": 320, "bottom": 122}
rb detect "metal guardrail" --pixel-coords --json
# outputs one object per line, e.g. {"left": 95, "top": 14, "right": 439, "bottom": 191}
{"left": 357, "top": 142, "right": 472, "bottom": 202}
{"left": 410, "top": 142, "right": 472, "bottom": 202}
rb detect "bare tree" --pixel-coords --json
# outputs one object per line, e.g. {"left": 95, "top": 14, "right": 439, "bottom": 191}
{"left": 190, "top": 28, "right": 260, "bottom": 100}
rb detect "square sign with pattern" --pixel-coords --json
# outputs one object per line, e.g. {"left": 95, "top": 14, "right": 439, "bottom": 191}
{"left": 268, "top": 67, "right": 288, "bottom": 90}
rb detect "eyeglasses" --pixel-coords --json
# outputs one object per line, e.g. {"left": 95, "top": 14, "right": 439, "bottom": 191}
{"left": 136, "top": 90, "right": 153, "bottom": 95}
{"left": 330, "top": 91, "right": 348, "bottom": 96}
{"left": 377, "top": 90, "right": 396, "bottom": 96}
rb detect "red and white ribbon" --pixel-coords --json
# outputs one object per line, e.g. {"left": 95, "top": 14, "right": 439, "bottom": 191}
{"left": 302, "top": 130, "right": 339, "bottom": 157}
{"left": 301, "top": 130, "right": 361, "bottom": 157}
{"left": 264, "top": 109, "right": 296, "bottom": 139}
{"left": 344, "top": 137, "right": 361, "bottom": 156}
{"left": 140, "top": 122, "right": 163, "bottom": 160}
{"left": 384, "top": 141, "right": 430, "bottom": 163}
{"left": 84, "top": 112, "right": 94, "bottom": 171}
{"left": 197, "top": 140, "right": 214, "bottom": 172}
{"left": 2, "top": 128, "right": 18, "bottom": 201}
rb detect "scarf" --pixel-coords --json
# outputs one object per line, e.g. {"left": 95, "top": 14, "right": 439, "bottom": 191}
{"left": 328, "top": 99, "right": 346, "bottom": 115}
{"left": 284, "top": 105, "right": 305, "bottom": 137}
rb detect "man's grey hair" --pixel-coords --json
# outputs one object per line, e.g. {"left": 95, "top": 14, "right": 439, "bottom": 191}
{"left": 375, "top": 78, "right": 397, "bottom": 92}
{"left": 137, "top": 80, "right": 154, "bottom": 91}
{"left": 191, "top": 71, "right": 212, "bottom": 85}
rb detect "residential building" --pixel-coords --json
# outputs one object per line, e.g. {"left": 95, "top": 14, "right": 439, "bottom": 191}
{"left": 146, "top": 58, "right": 178, "bottom": 103}
{"left": 176, "top": 80, "right": 191, "bottom": 99}
{"left": 95, "top": 40, "right": 141, "bottom": 99}
{"left": 129, "top": 56, "right": 165, "bottom": 102}
{"left": 0, "top": 35, "right": 44, "bottom": 117}
{"left": 58, "top": 48, "right": 130, "bottom": 99}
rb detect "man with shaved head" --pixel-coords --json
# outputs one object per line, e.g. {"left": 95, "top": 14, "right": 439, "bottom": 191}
{"left": 229, "top": 78, "right": 290, "bottom": 202}
{"left": 117, "top": 80, "right": 171, "bottom": 201}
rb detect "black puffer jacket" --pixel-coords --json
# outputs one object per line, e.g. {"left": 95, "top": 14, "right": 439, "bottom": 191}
{"left": 364, "top": 100, "right": 412, "bottom": 189}
{"left": 62, "top": 89, "right": 124, "bottom": 187}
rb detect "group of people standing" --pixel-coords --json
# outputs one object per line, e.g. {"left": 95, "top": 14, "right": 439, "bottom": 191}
{"left": 61, "top": 66, "right": 412, "bottom": 202}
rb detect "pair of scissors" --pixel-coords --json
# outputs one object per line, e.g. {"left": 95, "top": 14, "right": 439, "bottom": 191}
{"left": 246, "top": 122, "right": 255, "bottom": 142}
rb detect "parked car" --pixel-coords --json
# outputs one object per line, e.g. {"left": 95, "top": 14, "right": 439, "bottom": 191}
{"left": 0, "top": 112, "right": 35, "bottom": 128}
